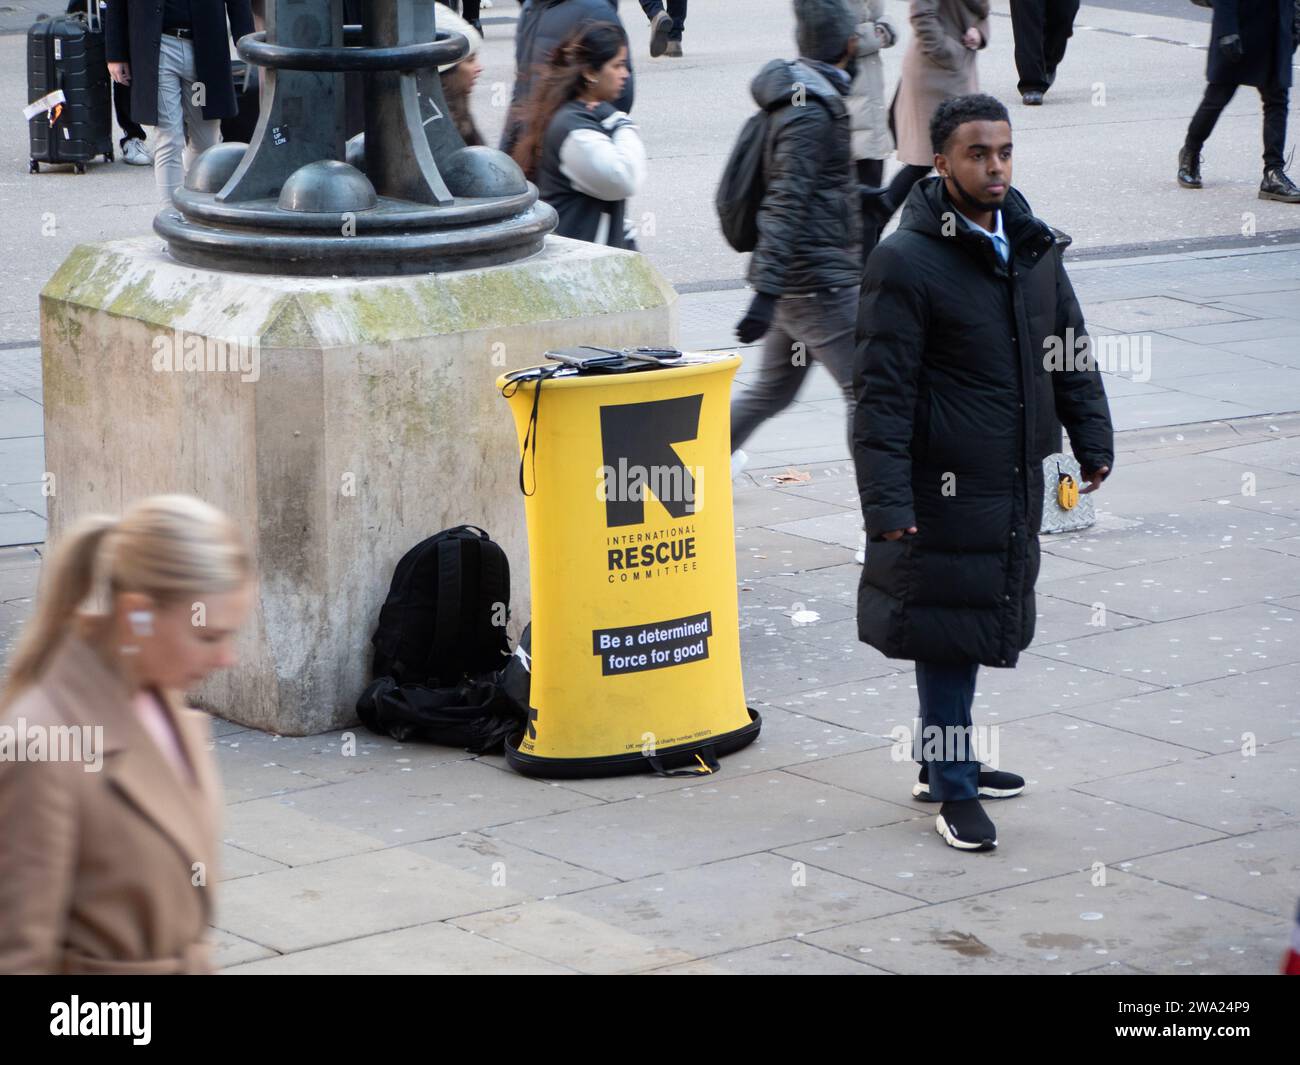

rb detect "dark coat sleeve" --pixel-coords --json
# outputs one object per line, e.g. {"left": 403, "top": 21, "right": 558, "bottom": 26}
{"left": 227, "top": 0, "right": 255, "bottom": 45}
{"left": 103, "top": 0, "right": 128, "bottom": 63}
{"left": 1050, "top": 252, "right": 1115, "bottom": 475}
{"left": 748, "top": 105, "right": 831, "bottom": 296}
{"left": 853, "top": 242, "right": 929, "bottom": 537}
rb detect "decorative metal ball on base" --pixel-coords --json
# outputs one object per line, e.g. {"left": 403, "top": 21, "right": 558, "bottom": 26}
{"left": 155, "top": 0, "right": 555, "bottom": 276}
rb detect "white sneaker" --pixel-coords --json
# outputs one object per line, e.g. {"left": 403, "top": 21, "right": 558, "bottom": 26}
{"left": 731, "top": 449, "right": 749, "bottom": 480}
{"left": 855, "top": 525, "right": 866, "bottom": 565}
{"left": 122, "top": 137, "right": 152, "bottom": 165}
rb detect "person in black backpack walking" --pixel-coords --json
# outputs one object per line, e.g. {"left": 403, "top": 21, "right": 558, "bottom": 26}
{"left": 1177, "top": 0, "right": 1300, "bottom": 202}
{"left": 854, "top": 94, "right": 1113, "bottom": 852}
{"left": 728, "top": 0, "right": 863, "bottom": 476}
{"left": 104, "top": 0, "right": 254, "bottom": 204}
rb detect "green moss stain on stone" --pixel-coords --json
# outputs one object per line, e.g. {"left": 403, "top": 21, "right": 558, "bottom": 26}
{"left": 259, "top": 296, "right": 321, "bottom": 349}
{"left": 39, "top": 301, "right": 90, "bottom": 409}
{"left": 43, "top": 244, "right": 204, "bottom": 327}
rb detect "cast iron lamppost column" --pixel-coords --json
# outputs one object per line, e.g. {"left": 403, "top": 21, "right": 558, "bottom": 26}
{"left": 156, "top": 0, "right": 556, "bottom": 275}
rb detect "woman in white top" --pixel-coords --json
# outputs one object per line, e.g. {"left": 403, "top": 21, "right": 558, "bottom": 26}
{"left": 511, "top": 22, "right": 647, "bottom": 249}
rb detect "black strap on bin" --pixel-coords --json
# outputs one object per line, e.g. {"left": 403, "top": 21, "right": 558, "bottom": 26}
{"left": 500, "top": 365, "right": 562, "bottom": 497}
{"left": 646, "top": 745, "right": 720, "bottom": 778}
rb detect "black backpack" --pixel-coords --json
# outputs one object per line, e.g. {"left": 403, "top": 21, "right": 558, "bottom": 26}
{"left": 370, "top": 525, "right": 511, "bottom": 687}
{"left": 715, "top": 109, "right": 770, "bottom": 253}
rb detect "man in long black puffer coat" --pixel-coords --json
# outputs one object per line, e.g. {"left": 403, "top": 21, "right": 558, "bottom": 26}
{"left": 853, "top": 93, "right": 1113, "bottom": 853}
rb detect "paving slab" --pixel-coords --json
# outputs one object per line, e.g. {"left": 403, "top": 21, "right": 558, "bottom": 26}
{"left": 1037, "top": 545, "right": 1300, "bottom": 622}
{"left": 453, "top": 853, "right": 920, "bottom": 973}
{"left": 1028, "top": 602, "right": 1300, "bottom": 687}
{"left": 481, "top": 771, "right": 920, "bottom": 881}
{"left": 214, "top": 843, "right": 551, "bottom": 954}
{"left": 802, "top": 870, "right": 1285, "bottom": 975}
{"left": 778, "top": 789, "right": 1222, "bottom": 905}
{"left": 1074, "top": 739, "right": 1300, "bottom": 834}
{"left": 649, "top": 939, "right": 890, "bottom": 975}
{"left": 1064, "top": 660, "right": 1300, "bottom": 755}
{"left": 1117, "top": 824, "right": 1300, "bottom": 919}
{"left": 222, "top": 920, "right": 573, "bottom": 975}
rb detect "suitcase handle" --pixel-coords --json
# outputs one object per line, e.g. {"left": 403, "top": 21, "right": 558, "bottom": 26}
{"left": 85, "top": 0, "right": 100, "bottom": 34}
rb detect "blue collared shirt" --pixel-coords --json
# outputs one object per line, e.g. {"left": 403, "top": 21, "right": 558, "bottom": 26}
{"left": 956, "top": 207, "right": 1010, "bottom": 264}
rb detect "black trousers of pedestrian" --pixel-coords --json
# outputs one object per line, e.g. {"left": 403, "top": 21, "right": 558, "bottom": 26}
{"left": 1010, "top": 0, "right": 1080, "bottom": 94}
{"left": 638, "top": 0, "right": 687, "bottom": 39}
{"left": 113, "top": 79, "right": 146, "bottom": 146}
{"left": 856, "top": 161, "right": 929, "bottom": 264}
{"left": 1186, "top": 82, "right": 1290, "bottom": 173}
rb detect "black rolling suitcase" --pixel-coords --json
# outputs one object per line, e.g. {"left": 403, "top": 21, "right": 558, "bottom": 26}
{"left": 26, "top": 1, "right": 114, "bottom": 174}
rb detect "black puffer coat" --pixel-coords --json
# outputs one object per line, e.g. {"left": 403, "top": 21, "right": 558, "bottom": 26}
{"left": 501, "top": 0, "right": 634, "bottom": 155}
{"left": 1205, "top": 0, "right": 1296, "bottom": 89}
{"left": 853, "top": 177, "right": 1113, "bottom": 668}
{"left": 748, "top": 58, "right": 863, "bottom": 296}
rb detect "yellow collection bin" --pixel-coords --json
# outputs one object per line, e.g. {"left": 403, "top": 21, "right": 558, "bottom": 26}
{"left": 498, "top": 352, "right": 760, "bottom": 777}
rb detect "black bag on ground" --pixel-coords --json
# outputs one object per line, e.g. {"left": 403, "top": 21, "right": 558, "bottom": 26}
{"left": 371, "top": 525, "right": 512, "bottom": 687}
{"left": 356, "top": 676, "right": 521, "bottom": 754}
{"left": 27, "top": 1, "right": 113, "bottom": 173}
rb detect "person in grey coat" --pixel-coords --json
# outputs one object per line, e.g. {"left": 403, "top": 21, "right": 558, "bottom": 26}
{"left": 846, "top": 0, "right": 898, "bottom": 257}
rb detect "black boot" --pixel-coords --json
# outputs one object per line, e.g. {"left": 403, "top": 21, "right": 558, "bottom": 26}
{"left": 1260, "top": 167, "right": 1300, "bottom": 203}
{"left": 1178, "top": 146, "right": 1202, "bottom": 189}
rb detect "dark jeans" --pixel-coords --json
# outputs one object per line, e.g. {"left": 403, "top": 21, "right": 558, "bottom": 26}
{"left": 113, "top": 79, "right": 146, "bottom": 146}
{"left": 1186, "top": 82, "right": 1290, "bottom": 172}
{"left": 730, "top": 285, "right": 859, "bottom": 456}
{"left": 915, "top": 661, "right": 980, "bottom": 802}
{"left": 639, "top": 0, "right": 687, "bottom": 39}
{"left": 1010, "top": 0, "right": 1080, "bottom": 94}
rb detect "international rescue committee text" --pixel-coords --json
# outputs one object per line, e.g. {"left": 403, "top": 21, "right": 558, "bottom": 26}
{"left": 605, "top": 523, "right": 699, "bottom": 582}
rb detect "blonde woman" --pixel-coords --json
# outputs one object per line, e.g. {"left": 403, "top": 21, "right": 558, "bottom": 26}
{"left": 0, "top": 495, "right": 253, "bottom": 974}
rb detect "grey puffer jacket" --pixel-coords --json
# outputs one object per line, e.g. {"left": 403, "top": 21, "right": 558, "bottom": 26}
{"left": 747, "top": 58, "right": 863, "bottom": 296}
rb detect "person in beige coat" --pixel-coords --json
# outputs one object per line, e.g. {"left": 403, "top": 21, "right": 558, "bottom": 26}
{"left": 892, "top": 0, "right": 990, "bottom": 167}
{"left": 0, "top": 495, "right": 252, "bottom": 974}
{"left": 847, "top": 0, "right": 898, "bottom": 187}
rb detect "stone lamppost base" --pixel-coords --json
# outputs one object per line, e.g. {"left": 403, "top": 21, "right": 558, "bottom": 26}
{"left": 40, "top": 236, "right": 677, "bottom": 735}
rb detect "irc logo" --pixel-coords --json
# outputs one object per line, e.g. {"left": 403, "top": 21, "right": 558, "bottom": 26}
{"left": 598, "top": 395, "right": 703, "bottom": 527}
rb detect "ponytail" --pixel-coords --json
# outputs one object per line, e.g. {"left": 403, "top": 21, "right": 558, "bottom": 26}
{"left": 510, "top": 21, "right": 628, "bottom": 181}
{"left": 0, "top": 495, "right": 251, "bottom": 710}
{"left": 1, "top": 515, "right": 116, "bottom": 707}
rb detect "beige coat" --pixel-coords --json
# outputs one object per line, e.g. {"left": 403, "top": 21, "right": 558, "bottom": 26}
{"left": 847, "top": 0, "right": 899, "bottom": 161}
{"left": 892, "top": 0, "right": 990, "bottom": 166}
{"left": 0, "top": 633, "right": 222, "bottom": 974}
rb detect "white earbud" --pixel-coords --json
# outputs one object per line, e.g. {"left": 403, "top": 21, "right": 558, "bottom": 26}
{"left": 129, "top": 610, "right": 154, "bottom": 637}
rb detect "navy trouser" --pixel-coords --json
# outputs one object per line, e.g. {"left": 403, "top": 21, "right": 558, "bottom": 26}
{"left": 638, "top": 0, "right": 688, "bottom": 39}
{"left": 915, "top": 661, "right": 980, "bottom": 801}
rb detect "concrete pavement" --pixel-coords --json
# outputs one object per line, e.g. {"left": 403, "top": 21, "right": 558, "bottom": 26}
{"left": 2, "top": 0, "right": 1298, "bottom": 974}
